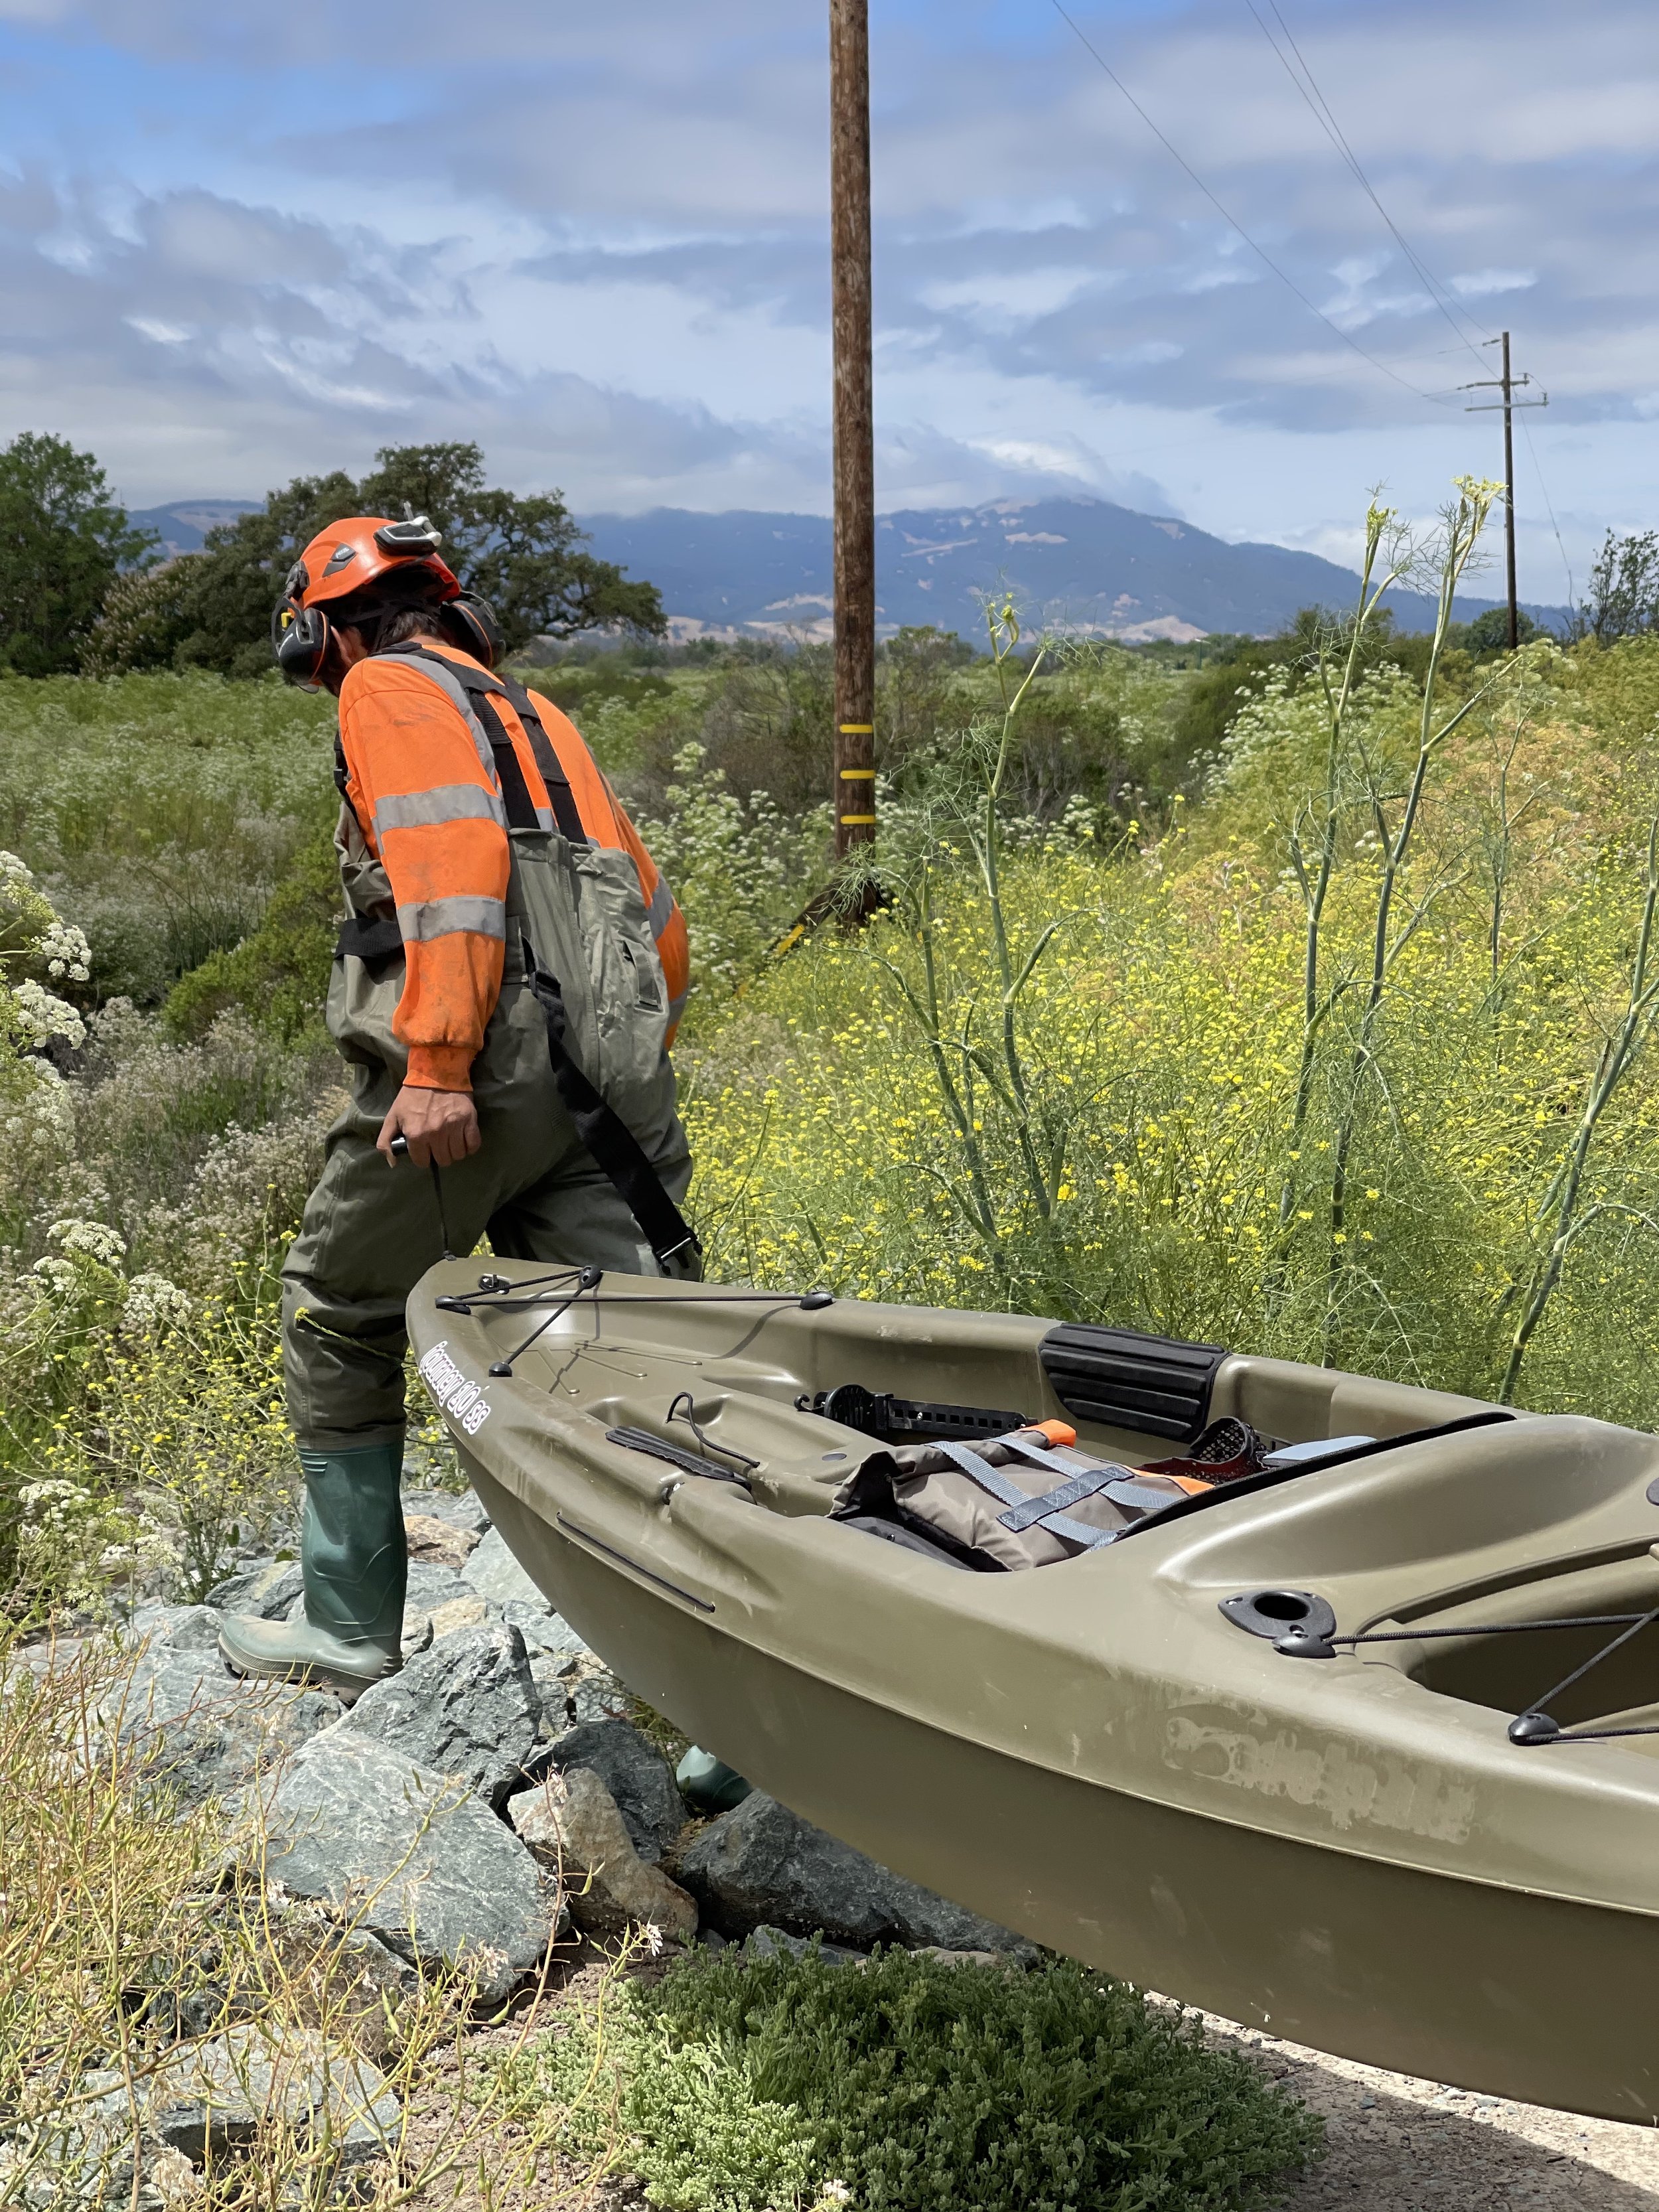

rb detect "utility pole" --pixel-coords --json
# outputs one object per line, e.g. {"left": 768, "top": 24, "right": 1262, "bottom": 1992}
{"left": 1461, "top": 333, "right": 1548, "bottom": 650}
{"left": 830, "top": 0, "right": 875, "bottom": 861}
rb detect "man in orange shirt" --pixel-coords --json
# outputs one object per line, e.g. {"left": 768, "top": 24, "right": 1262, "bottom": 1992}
{"left": 220, "top": 515, "right": 695, "bottom": 1696}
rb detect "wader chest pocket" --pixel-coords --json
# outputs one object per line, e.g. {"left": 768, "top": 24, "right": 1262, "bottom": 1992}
{"left": 620, "top": 939, "right": 663, "bottom": 1013}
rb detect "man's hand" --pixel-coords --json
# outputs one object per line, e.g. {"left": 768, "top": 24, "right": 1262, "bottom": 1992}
{"left": 378, "top": 1084, "right": 481, "bottom": 1169}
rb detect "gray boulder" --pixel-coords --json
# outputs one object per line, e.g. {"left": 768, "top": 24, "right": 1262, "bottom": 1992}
{"left": 107, "top": 1644, "right": 342, "bottom": 1808}
{"left": 144, "top": 2024, "right": 399, "bottom": 2174}
{"left": 543, "top": 1720, "right": 683, "bottom": 1863}
{"left": 566, "top": 1665, "right": 630, "bottom": 1728}
{"left": 501, "top": 1599, "right": 589, "bottom": 1668}
{"left": 253, "top": 1733, "right": 560, "bottom": 2000}
{"left": 511, "top": 1770, "right": 697, "bottom": 1941}
{"left": 678, "top": 1792, "right": 1033, "bottom": 1955}
{"left": 122, "top": 1603, "right": 226, "bottom": 1652}
{"left": 400, "top": 1486, "right": 491, "bottom": 1536}
{"left": 206, "top": 1560, "right": 305, "bottom": 1619}
{"left": 745, "top": 1925, "right": 865, "bottom": 1966}
{"left": 462, "top": 1526, "right": 550, "bottom": 1611}
{"left": 338, "top": 1621, "right": 541, "bottom": 1810}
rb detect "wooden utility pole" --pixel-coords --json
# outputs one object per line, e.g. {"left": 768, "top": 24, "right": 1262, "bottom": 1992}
{"left": 830, "top": 0, "right": 875, "bottom": 859}
{"left": 1463, "top": 333, "right": 1548, "bottom": 650}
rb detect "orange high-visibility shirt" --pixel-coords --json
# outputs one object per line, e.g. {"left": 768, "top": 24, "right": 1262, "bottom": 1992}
{"left": 336, "top": 638, "right": 688, "bottom": 1091}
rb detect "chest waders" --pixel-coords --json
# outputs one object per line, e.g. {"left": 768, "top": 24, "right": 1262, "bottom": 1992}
{"left": 220, "top": 647, "right": 697, "bottom": 1698}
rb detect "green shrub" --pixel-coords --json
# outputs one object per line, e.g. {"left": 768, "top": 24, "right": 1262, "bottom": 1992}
{"left": 509, "top": 1947, "right": 1320, "bottom": 2212}
{"left": 163, "top": 814, "right": 340, "bottom": 1044}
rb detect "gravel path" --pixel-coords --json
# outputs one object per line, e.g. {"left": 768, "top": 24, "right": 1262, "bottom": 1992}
{"left": 1198, "top": 2014, "right": 1659, "bottom": 2207}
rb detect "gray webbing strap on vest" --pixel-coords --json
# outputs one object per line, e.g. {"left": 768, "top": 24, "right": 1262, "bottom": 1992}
{"left": 938, "top": 1441, "right": 1118, "bottom": 1551}
{"left": 997, "top": 1434, "right": 1182, "bottom": 1524}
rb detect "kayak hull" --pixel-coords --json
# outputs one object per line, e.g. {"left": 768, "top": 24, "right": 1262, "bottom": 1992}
{"left": 411, "top": 1266, "right": 1659, "bottom": 2121}
{"left": 478, "top": 1465, "right": 1659, "bottom": 2121}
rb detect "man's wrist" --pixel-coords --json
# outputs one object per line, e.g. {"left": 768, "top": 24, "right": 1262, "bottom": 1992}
{"left": 403, "top": 1045, "right": 475, "bottom": 1090}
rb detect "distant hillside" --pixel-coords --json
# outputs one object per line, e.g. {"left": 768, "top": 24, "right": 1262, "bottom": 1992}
{"left": 131, "top": 492, "right": 1567, "bottom": 640}
{"left": 130, "top": 500, "right": 259, "bottom": 559}
{"left": 581, "top": 498, "right": 1568, "bottom": 641}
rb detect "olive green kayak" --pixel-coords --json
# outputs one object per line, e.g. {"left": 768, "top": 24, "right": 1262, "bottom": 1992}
{"left": 407, "top": 1262, "right": 1659, "bottom": 2121}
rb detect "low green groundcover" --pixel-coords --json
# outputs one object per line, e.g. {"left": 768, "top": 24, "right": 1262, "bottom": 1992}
{"left": 514, "top": 1945, "right": 1322, "bottom": 2212}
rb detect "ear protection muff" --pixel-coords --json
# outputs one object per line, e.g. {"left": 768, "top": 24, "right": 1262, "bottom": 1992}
{"left": 441, "top": 591, "right": 504, "bottom": 669}
{"left": 272, "top": 598, "right": 331, "bottom": 687}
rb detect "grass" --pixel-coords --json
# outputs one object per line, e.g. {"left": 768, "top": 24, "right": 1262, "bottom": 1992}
{"left": 0, "top": 1625, "right": 596, "bottom": 2212}
{"left": 0, "top": 669, "right": 336, "bottom": 1005}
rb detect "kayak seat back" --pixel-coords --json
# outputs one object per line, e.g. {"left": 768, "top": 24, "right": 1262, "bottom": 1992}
{"left": 1040, "top": 1323, "right": 1225, "bottom": 1442}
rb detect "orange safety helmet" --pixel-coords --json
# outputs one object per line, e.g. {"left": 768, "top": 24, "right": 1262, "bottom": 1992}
{"left": 271, "top": 514, "right": 502, "bottom": 684}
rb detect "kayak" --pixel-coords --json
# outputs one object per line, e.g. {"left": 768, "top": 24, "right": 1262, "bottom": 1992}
{"left": 407, "top": 1262, "right": 1659, "bottom": 2121}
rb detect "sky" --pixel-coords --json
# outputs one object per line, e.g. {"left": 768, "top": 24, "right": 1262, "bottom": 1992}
{"left": 0, "top": 0, "right": 1654, "bottom": 599}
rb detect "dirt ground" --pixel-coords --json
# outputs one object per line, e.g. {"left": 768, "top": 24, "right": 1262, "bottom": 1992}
{"left": 1198, "top": 2012, "right": 1659, "bottom": 2208}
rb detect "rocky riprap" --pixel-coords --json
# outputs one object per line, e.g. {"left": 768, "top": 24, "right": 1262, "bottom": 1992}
{"left": 20, "top": 1487, "right": 1038, "bottom": 2205}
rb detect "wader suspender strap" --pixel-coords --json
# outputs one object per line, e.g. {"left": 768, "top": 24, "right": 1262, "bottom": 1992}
{"left": 518, "top": 932, "right": 699, "bottom": 1269}
{"left": 374, "top": 643, "right": 591, "bottom": 843}
{"left": 358, "top": 642, "right": 699, "bottom": 1272}
{"left": 936, "top": 1441, "right": 1118, "bottom": 1550}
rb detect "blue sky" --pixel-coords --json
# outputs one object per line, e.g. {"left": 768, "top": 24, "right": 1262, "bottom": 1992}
{"left": 1, "top": 0, "right": 1654, "bottom": 597}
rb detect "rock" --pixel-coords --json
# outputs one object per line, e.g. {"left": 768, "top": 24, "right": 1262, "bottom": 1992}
{"left": 400, "top": 1487, "right": 491, "bottom": 1536}
{"left": 403, "top": 1512, "right": 481, "bottom": 1570}
{"left": 107, "top": 1646, "right": 343, "bottom": 1809}
{"left": 428, "top": 1595, "right": 490, "bottom": 1642}
{"left": 255, "top": 1733, "right": 560, "bottom": 2000}
{"left": 461, "top": 1526, "right": 549, "bottom": 1611}
{"left": 565, "top": 1664, "right": 630, "bottom": 1728}
{"left": 678, "top": 1792, "right": 1034, "bottom": 1956}
{"left": 143, "top": 2024, "right": 399, "bottom": 2174}
{"left": 745, "top": 1925, "right": 865, "bottom": 1966}
{"left": 501, "top": 1599, "right": 589, "bottom": 1667}
{"left": 543, "top": 1721, "right": 684, "bottom": 1863}
{"left": 265, "top": 1916, "right": 422, "bottom": 2061}
{"left": 510, "top": 1769, "right": 696, "bottom": 1942}
{"left": 205, "top": 1560, "right": 305, "bottom": 1620}
{"left": 123, "top": 1603, "right": 228, "bottom": 1653}
{"left": 338, "top": 1622, "right": 541, "bottom": 1810}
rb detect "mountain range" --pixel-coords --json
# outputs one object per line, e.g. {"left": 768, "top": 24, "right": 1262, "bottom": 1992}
{"left": 129, "top": 496, "right": 1569, "bottom": 642}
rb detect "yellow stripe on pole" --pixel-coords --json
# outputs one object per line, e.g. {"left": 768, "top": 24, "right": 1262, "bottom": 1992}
{"left": 839, "top": 813, "right": 877, "bottom": 826}
{"left": 839, "top": 767, "right": 875, "bottom": 779}
{"left": 837, "top": 723, "right": 874, "bottom": 734}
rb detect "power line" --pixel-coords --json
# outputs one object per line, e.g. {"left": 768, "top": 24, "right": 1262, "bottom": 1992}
{"left": 1244, "top": 0, "right": 1490, "bottom": 368}
{"left": 1518, "top": 410, "right": 1576, "bottom": 609}
{"left": 1045, "top": 0, "right": 1455, "bottom": 413}
{"left": 1243, "top": 0, "right": 1578, "bottom": 612}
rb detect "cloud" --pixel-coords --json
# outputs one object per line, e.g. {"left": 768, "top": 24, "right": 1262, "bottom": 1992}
{"left": 0, "top": 0, "right": 1654, "bottom": 589}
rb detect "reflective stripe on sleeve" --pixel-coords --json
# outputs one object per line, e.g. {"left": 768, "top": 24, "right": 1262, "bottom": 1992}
{"left": 394, "top": 895, "right": 508, "bottom": 942}
{"left": 667, "top": 986, "right": 689, "bottom": 1025}
{"left": 646, "top": 871, "right": 676, "bottom": 937}
{"left": 374, "top": 783, "right": 507, "bottom": 840}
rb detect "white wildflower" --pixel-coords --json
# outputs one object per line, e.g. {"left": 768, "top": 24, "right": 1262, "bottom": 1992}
{"left": 11, "top": 978, "right": 86, "bottom": 1049}
{"left": 37, "top": 919, "right": 92, "bottom": 982}
{"left": 46, "top": 1218, "right": 127, "bottom": 1266}
{"left": 121, "top": 1272, "right": 190, "bottom": 1333}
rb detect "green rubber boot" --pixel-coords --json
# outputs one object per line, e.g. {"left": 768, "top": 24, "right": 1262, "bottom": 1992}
{"left": 219, "top": 1443, "right": 407, "bottom": 1699}
{"left": 677, "top": 1746, "right": 753, "bottom": 1814}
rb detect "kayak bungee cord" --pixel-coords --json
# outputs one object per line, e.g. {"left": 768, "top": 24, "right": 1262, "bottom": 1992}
{"left": 435, "top": 1264, "right": 837, "bottom": 1373}
{"left": 436, "top": 1267, "right": 835, "bottom": 1318}
{"left": 1270, "top": 1595, "right": 1659, "bottom": 1747}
